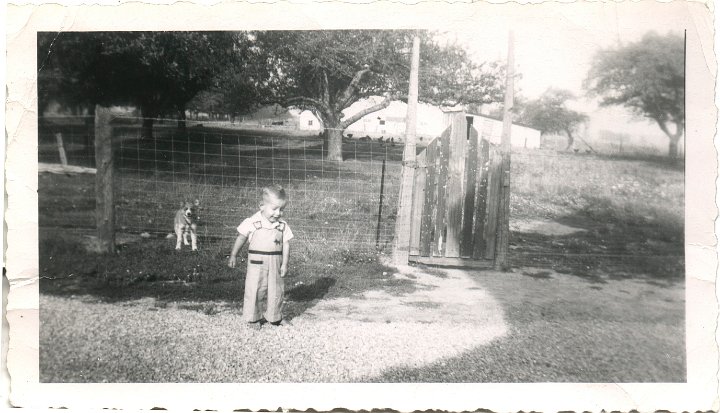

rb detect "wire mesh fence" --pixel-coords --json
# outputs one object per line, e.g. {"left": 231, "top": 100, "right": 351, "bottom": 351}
{"left": 39, "top": 116, "right": 403, "bottom": 254}
{"left": 38, "top": 115, "right": 684, "bottom": 279}
{"left": 39, "top": 117, "right": 96, "bottom": 167}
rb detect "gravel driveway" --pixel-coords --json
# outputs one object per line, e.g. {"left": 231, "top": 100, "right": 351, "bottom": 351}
{"left": 40, "top": 266, "right": 508, "bottom": 382}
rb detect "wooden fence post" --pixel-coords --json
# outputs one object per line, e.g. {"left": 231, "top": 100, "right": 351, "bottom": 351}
{"left": 54, "top": 132, "right": 68, "bottom": 166}
{"left": 392, "top": 35, "right": 420, "bottom": 265}
{"left": 495, "top": 31, "right": 514, "bottom": 270}
{"left": 375, "top": 157, "right": 387, "bottom": 249}
{"left": 409, "top": 150, "right": 426, "bottom": 256}
{"left": 94, "top": 105, "right": 115, "bottom": 253}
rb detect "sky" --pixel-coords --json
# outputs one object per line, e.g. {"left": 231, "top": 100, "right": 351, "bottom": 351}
{"left": 446, "top": 2, "right": 692, "bottom": 99}
{"left": 433, "top": 1, "right": 696, "bottom": 146}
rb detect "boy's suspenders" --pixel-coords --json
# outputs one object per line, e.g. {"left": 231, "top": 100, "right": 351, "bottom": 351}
{"left": 248, "top": 221, "right": 285, "bottom": 255}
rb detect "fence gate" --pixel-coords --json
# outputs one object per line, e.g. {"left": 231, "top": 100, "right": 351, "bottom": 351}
{"left": 408, "top": 112, "right": 507, "bottom": 268}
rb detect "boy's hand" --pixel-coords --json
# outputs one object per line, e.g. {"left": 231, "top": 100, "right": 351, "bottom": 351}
{"left": 228, "top": 256, "right": 237, "bottom": 268}
{"left": 280, "top": 264, "right": 288, "bottom": 278}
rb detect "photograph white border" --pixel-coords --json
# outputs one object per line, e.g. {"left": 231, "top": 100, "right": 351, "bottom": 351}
{"left": 5, "top": 1, "right": 718, "bottom": 411}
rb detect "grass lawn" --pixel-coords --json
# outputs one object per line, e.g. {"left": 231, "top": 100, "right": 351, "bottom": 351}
{"left": 39, "top": 125, "right": 685, "bottom": 382}
{"left": 39, "top": 233, "right": 415, "bottom": 322}
{"left": 509, "top": 149, "right": 684, "bottom": 281}
{"left": 40, "top": 126, "right": 414, "bottom": 320}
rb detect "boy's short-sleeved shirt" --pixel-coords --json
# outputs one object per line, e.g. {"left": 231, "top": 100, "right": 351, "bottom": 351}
{"left": 237, "top": 211, "right": 294, "bottom": 242}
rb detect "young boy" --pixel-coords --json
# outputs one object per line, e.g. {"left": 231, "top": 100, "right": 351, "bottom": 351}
{"left": 228, "top": 185, "right": 294, "bottom": 326}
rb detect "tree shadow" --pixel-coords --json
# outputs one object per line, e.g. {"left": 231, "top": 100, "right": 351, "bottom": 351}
{"left": 510, "top": 195, "right": 684, "bottom": 287}
{"left": 594, "top": 152, "right": 685, "bottom": 173}
{"left": 38, "top": 236, "right": 338, "bottom": 319}
{"left": 286, "top": 277, "right": 336, "bottom": 302}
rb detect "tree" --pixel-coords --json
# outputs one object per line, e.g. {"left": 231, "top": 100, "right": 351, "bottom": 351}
{"left": 245, "top": 30, "right": 505, "bottom": 161}
{"left": 522, "top": 89, "right": 588, "bottom": 150}
{"left": 38, "top": 32, "right": 112, "bottom": 117}
{"left": 473, "top": 94, "right": 528, "bottom": 123}
{"left": 585, "top": 31, "right": 685, "bottom": 158}
{"left": 38, "top": 32, "right": 239, "bottom": 137}
{"left": 186, "top": 42, "right": 267, "bottom": 121}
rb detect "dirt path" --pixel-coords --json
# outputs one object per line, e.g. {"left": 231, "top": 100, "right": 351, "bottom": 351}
{"left": 299, "top": 265, "right": 505, "bottom": 325}
{"left": 40, "top": 265, "right": 508, "bottom": 382}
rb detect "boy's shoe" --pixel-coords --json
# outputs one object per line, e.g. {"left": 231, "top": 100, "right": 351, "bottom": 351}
{"left": 270, "top": 319, "right": 292, "bottom": 327}
{"left": 247, "top": 318, "right": 267, "bottom": 330}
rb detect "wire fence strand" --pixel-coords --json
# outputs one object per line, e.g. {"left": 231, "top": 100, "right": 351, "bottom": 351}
{"left": 38, "top": 115, "right": 684, "bottom": 277}
{"left": 40, "top": 116, "right": 402, "bottom": 253}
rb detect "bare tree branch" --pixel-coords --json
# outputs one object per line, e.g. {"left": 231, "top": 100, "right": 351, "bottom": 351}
{"left": 286, "top": 96, "right": 330, "bottom": 120}
{"left": 340, "top": 94, "right": 393, "bottom": 129}
{"left": 336, "top": 67, "right": 370, "bottom": 110}
{"left": 321, "top": 69, "right": 330, "bottom": 107}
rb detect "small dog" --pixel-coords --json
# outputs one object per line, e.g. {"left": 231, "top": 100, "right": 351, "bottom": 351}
{"left": 173, "top": 199, "right": 200, "bottom": 251}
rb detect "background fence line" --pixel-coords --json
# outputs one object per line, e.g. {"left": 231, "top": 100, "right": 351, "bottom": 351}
{"left": 40, "top": 115, "right": 401, "bottom": 254}
{"left": 38, "top": 114, "right": 684, "bottom": 276}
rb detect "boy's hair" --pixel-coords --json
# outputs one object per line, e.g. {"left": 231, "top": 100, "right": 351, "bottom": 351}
{"left": 262, "top": 184, "right": 288, "bottom": 203}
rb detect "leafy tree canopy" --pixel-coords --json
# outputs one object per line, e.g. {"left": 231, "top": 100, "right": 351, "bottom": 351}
{"left": 38, "top": 31, "right": 238, "bottom": 135}
{"left": 235, "top": 30, "right": 505, "bottom": 160}
{"left": 521, "top": 88, "right": 588, "bottom": 150}
{"left": 584, "top": 31, "right": 684, "bottom": 157}
{"left": 39, "top": 30, "right": 506, "bottom": 155}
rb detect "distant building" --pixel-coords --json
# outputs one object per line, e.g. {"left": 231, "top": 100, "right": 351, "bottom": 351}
{"left": 457, "top": 111, "right": 542, "bottom": 149}
{"left": 343, "top": 98, "right": 542, "bottom": 148}
{"left": 244, "top": 98, "right": 542, "bottom": 148}
{"left": 234, "top": 104, "right": 323, "bottom": 132}
{"left": 296, "top": 110, "right": 321, "bottom": 131}
{"left": 343, "top": 99, "right": 444, "bottom": 142}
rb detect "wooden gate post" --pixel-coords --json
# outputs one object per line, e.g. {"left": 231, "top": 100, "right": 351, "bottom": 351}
{"left": 94, "top": 105, "right": 116, "bottom": 253}
{"left": 392, "top": 35, "right": 420, "bottom": 265}
{"left": 495, "top": 31, "right": 514, "bottom": 270}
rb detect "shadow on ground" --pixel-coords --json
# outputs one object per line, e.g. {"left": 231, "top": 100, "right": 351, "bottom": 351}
{"left": 38, "top": 234, "right": 401, "bottom": 320}
{"left": 286, "top": 277, "right": 336, "bottom": 301}
{"left": 593, "top": 152, "right": 685, "bottom": 172}
{"left": 510, "top": 195, "right": 683, "bottom": 287}
{"left": 365, "top": 266, "right": 685, "bottom": 383}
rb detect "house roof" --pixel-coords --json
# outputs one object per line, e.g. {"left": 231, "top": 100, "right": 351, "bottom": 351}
{"left": 463, "top": 111, "right": 540, "bottom": 132}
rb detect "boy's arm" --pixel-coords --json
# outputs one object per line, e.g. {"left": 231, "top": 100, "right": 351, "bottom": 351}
{"left": 280, "top": 240, "right": 290, "bottom": 277}
{"left": 228, "top": 234, "right": 247, "bottom": 268}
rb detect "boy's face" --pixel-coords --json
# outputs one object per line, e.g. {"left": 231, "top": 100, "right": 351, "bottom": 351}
{"left": 260, "top": 196, "right": 287, "bottom": 223}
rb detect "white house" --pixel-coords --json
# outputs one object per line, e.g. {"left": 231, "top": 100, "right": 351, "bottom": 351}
{"left": 296, "top": 109, "right": 322, "bottom": 131}
{"left": 342, "top": 98, "right": 541, "bottom": 148}
{"left": 234, "top": 104, "right": 323, "bottom": 132}
{"left": 244, "top": 98, "right": 542, "bottom": 148}
{"left": 464, "top": 112, "right": 542, "bottom": 149}
{"left": 343, "top": 99, "right": 445, "bottom": 142}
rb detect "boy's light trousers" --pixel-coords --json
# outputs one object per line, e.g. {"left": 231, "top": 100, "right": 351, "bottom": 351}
{"left": 243, "top": 224, "right": 285, "bottom": 323}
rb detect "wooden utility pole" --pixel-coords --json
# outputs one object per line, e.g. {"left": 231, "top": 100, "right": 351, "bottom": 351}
{"left": 95, "top": 105, "right": 116, "bottom": 253}
{"left": 495, "top": 31, "right": 514, "bottom": 270}
{"left": 392, "top": 35, "right": 420, "bottom": 265}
